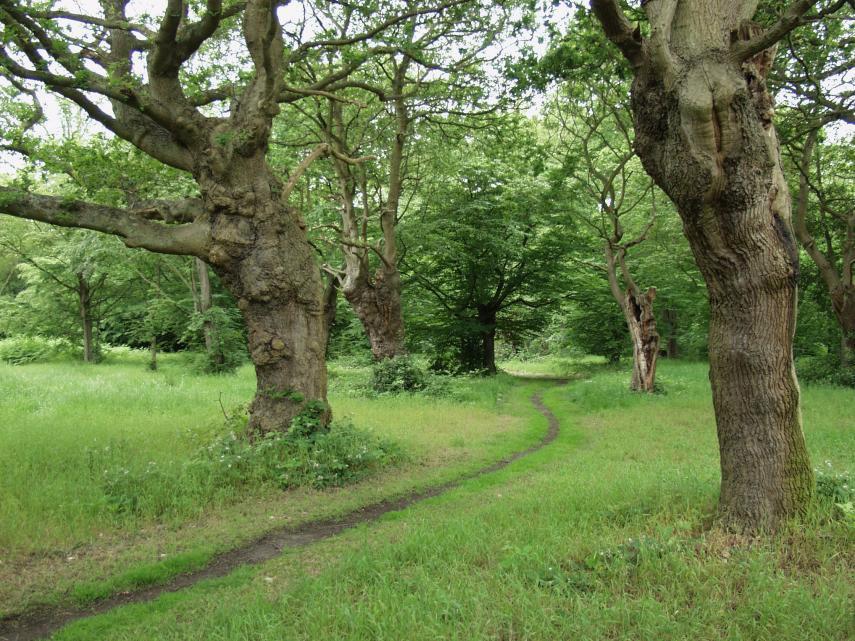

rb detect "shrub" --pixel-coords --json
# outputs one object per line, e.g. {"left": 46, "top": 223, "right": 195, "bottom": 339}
{"left": 89, "top": 413, "right": 404, "bottom": 518}
{"left": 796, "top": 354, "right": 855, "bottom": 388}
{"left": 0, "top": 335, "right": 74, "bottom": 364}
{"left": 370, "top": 355, "right": 426, "bottom": 393}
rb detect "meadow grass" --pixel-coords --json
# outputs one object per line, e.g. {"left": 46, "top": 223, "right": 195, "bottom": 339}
{"left": 0, "top": 352, "right": 539, "bottom": 616}
{"left": 36, "top": 359, "right": 854, "bottom": 641}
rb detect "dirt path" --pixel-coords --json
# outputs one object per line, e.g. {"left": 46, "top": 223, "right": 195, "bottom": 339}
{"left": 0, "top": 385, "right": 563, "bottom": 641}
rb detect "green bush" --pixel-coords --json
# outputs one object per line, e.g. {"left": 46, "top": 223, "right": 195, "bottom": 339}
{"left": 814, "top": 461, "right": 853, "bottom": 504}
{"left": 89, "top": 414, "right": 404, "bottom": 518}
{"left": 0, "top": 335, "right": 74, "bottom": 364}
{"left": 796, "top": 354, "right": 855, "bottom": 388}
{"left": 370, "top": 355, "right": 427, "bottom": 393}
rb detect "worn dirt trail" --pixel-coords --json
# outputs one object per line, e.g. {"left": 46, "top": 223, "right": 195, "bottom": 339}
{"left": 0, "top": 384, "right": 564, "bottom": 641}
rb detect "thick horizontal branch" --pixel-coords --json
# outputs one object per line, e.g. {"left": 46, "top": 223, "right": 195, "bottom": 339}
{"left": 0, "top": 189, "right": 209, "bottom": 257}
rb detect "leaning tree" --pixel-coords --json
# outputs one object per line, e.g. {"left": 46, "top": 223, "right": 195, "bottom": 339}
{"left": 590, "top": 0, "right": 848, "bottom": 530}
{"left": 0, "top": 0, "right": 469, "bottom": 435}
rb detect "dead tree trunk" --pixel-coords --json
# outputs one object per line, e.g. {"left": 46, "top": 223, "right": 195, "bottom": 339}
{"left": 593, "top": 0, "right": 815, "bottom": 530}
{"left": 626, "top": 288, "right": 659, "bottom": 391}
{"left": 606, "top": 243, "right": 659, "bottom": 392}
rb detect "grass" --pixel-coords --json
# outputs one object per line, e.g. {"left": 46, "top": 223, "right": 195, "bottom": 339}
{"left": 0, "top": 351, "right": 539, "bottom": 617}
{"left": 2, "top": 355, "right": 853, "bottom": 640}
{"left": 45, "top": 359, "right": 855, "bottom": 641}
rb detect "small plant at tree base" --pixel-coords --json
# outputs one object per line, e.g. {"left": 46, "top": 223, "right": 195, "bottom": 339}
{"left": 370, "top": 355, "right": 426, "bottom": 393}
{"left": 89, "top": 408, "right": 403, "bottom": 518}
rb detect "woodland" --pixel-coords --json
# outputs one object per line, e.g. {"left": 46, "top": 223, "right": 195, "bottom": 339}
{"left": 0, "top": 1, "right": 852, "bottom": 639}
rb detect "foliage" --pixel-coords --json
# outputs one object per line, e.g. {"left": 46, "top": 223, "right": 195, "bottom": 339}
{"left": 370, "top": 355, "right": 427, "bottom": 393}
{"left": 402, "top": 116, "right": 571, "bottom": 373}
{"left": 0, "top": 334, "right": 75, "bottom": 364}
{"left": 93, "top": 415, "right": 403, "bottom": 518}
{"left": 796, "top": 353, "right": 855, "bottom": 388}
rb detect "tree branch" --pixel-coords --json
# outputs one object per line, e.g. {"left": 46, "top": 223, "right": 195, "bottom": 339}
{"left": 0, "top": 189, "right": 209, "bottom": 257}
{"left": 590, "top": 0, "right": 644, "bottom": 68}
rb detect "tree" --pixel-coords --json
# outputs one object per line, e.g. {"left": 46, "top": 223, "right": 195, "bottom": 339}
{"left": 0, "top": 0, "right": 468, "bottom": 435}
{"left": 548, "top": 71, "right": 660, "bottom": 391}
{"left": 287, "top": 5, "right": 505, "bottom": 360}
{"left": 770, "top": 11, "right": 855, "bottom": 365}
{"left": 0, "top": 222, "right": 134, "bottom": 361}
{"left": 589, "top": 0, "right": 846, "bottom": 530}
{"left": 403, "top": 119, "right": 568, "bottom": 373}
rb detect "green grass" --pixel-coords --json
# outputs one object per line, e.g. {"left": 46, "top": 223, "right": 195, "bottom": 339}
{"left": 3, "top": 357, "right": 853, "bottom": 640}
{"left": 0, "top": 351, "right": 540, "bottom": 617}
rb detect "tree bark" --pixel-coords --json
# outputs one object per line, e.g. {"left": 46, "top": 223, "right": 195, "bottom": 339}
{"left": 625, "top": 288, "right": 660, "bottom": 392}
{"left": 149, "top": 336, "right": 158, "bottom": 371}
{"left": 606, "top": 244, "right": 659, "bottom": 392}
{"left": 593, "top": 1, "right": 815, "bottom": 530}
{"left": 343, "top": 267, "right": 407, "bottom": 360}
{"left": 200, "top": 157, "right": 330, "bottom": 437}
{"left": 77, "top": 272, "right": 95, "bottom": 363}
{"left": 477, "top": 306, "right": 498, "bottom": 374}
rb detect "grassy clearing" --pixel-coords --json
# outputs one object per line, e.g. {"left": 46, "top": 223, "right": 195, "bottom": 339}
{"left": 46, "top": 359, "right": 854, "bottom": 641}
{"left": 0, "top": 352, "right": 539, "bottom": 617}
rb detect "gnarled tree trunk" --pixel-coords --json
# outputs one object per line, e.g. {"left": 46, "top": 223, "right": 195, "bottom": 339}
{"left": 201, "top": 158, "right": 330, "bottom": 437}
{"left": 343, "top": 266, "right": 407, "bottom": 360}
{"left": 606, "top": 244, "right": 660, "bottom": 392}
{"left": 593, "top": 0, "right": 815, "bottom": 530}
{"left": 625, "top": 288, "right": 660, "bottom": 392}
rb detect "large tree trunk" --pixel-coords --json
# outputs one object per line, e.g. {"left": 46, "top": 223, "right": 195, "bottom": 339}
{"left": 343, "top": 266, "right": 407, "bottom": 360}
{"left": 631, "top": 39, "right": 812, "bottom": 531}
{"left": 593, "top": 3, "right": 815, "bottom": 530}
{"left": 201, "top": 158, "right": 330, "bottom": 437}
{"left": 625, "top": 288, "right": 659, "bottom": 392}
{"left": 77, "top": 273, "right": 95, "bottom": 363}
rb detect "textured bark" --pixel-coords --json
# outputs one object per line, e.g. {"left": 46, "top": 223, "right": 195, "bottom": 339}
{"left": 149, "top": 336, "right": 158, "bottom": 371}
{"left": 593, "top": 0, "right": 815, "bottom": 530}
{"left": 344, "top": 268, "right": 406, "bottom": 360}
{"left": 626, "top": 288, "right": 660, "bottom": 392}
{"left": 200, "top": 156, "right": 330, "bottom": 437}
{"left": 606, "top": 245, "right": 659, "bottom": 392}
{"left": 77, "top": 273, "right": 95, "bottom": 363}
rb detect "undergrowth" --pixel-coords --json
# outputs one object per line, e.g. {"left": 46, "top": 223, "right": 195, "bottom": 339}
{"left": 87, "top": 409, "right": 404, "bottom": 519}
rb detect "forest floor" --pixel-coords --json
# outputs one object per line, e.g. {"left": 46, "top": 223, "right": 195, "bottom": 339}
{"left": 1, "top": 355, "right": 853, "bottom": 640}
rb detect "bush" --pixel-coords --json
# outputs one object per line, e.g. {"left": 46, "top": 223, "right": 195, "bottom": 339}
{"left": 89, "top": 412, "right": 404, "bottom": 518}
{"left": 0, "top": 335, "right": 74, "bottom": 364}
{"left": 796, "top": 354, "right": 855, "bottom": 388}
{"left": 370, "top": 355, "right": 426, "bottom": 393}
